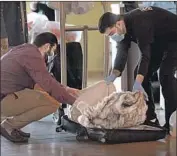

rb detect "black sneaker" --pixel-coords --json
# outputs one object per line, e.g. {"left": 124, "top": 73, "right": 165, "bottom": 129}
{"left": 144, "top": 118, "right": 160, "bottom": 127}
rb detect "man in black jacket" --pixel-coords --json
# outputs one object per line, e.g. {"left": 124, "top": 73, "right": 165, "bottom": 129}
{"left": 98, "top": 7, "right": 177, "bottom": 131}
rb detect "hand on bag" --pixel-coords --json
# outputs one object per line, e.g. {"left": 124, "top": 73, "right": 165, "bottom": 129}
{"left": 105, "top": 74, "right": 117, "bottom": 85}
{"left": 133, "top": 81, "right": 148, "bottom": 101}
{"left": 67, "top": 87, "right": 81, "bottom": 98}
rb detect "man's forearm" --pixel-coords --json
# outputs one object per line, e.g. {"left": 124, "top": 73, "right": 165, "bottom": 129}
{"left": 114, "top": 37, "right": 131, "bottom": 74}
{"left": 112, "top": 70, "right": 144, "bottom": 83}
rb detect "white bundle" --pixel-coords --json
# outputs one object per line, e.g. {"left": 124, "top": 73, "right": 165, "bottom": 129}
{"left": 47, "top": 2, "right": 94, "bottom": 15}
{"left": 69, "top": 81, "right": 148, "bottom": 129}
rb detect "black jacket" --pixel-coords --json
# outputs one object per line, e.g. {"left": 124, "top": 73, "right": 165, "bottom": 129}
{"left": 114, "top": 7, "right": 177, "bottom": 77}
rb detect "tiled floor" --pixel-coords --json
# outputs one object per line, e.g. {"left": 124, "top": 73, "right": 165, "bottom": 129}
{"left": 1, "top": 73, "right": 176, "bottom": 156}
{"left": 1, "top": 113, "right": 176, "bottom": 156}
{"left": 1, "top": 117, "right": 176, "bottom": 156}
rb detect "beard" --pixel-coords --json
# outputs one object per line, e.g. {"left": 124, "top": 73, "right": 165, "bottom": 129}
{"left": 46, "top": 45, "right": 55, "bottom": 56}
{"left": 46, "top": 50, "right": 54, "bottom": 56}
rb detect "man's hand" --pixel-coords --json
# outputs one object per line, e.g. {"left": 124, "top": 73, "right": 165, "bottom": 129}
{"left": 105, "top": 74, "right": 117, "bottom": 84}
{"left": 135, "top": 74, "right": 144, "bottom": 84}
{"left": 105, "top": 69, "right": 121, "bottom": 85}
{"left": 133, "top": 80, "right": 148, "bottom": 101}
{"left": 133, "top": 74, "right": 148, "bottom": 100}
{"left": 66, "top": 87, "right": 81, "bottom": 98}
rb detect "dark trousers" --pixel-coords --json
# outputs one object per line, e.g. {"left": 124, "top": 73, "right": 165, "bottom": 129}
{"left": 49, "top": 42, "right": 83, "bottom": 109}
{"left": 135, "top": 42, "right": 177, "bottom": 126}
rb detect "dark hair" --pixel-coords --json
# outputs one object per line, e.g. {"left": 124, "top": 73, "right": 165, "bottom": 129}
{"left": 98, "top": 12, "right": 123, "bottom": 34}
{"left": 33, "top": 32, "right": 58, "bottom": 47}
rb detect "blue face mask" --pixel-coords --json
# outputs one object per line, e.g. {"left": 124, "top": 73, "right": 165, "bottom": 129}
{"left": 111, "top": 33, "right": 125, "bottom": 42}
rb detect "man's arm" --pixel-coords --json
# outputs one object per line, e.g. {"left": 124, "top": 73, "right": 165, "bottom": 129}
{"left": 135, "top": 43, "right": 151, "bottom": 83}
{"left": 134, "top": 16, "right": 154, "bottom": 83}
{"left": 133, "top": 42, "right": 152, "bottom": 100}
{"left": 105, "top": 37, "right": 131, "bottom": 84}
{"left": 21, "top": 48, "right": 76, "bottom": 105}
{"left": 113, "top": 35, "right": 131, "bottom": 77}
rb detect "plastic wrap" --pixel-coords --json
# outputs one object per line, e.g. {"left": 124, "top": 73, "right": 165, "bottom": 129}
{"left": 45, "top": 22, "right": 82, "bottom": 42}
{"left": 71, "top": 2, "right": 94, "bottom": 15}
{"left": 47, "top": 2, "right": 94, "bottom": 15}
{"left": 69, "top": 81, "right": 147, "bottom": 129}
{"left": 27, "top": 12, "right": 49, "bottom": 43}
{"left": 169, "top": 111, "right": 176, "bottom": 137}
{"left": 27, "top": 12, "right": 82, "bottom": 43}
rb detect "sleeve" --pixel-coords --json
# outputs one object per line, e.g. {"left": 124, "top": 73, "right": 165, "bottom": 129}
{"left": 21, "top": 49, "right": 76, "bottom": 105}
{"left": 137, "top": 44, "right": 151, "bottom": 76}
{"left": 135, "top": 19, "right": 154, "bottom": 77}
{"left": 113, "top": 35, "right": 131, "bottom": 74}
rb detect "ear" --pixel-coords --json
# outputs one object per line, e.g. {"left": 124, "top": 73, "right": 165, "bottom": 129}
{"left": 115, "top": 21, "right": 121, "bottom": 28}
{"left": 43, "top": 43, "right": 50, "bottom": 50}
{"left": 105, "top": 27, "right": 112, "bottom": 35}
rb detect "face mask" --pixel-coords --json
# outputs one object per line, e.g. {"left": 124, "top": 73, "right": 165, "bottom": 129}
{"left": 45, "top": 44, "right": 55, "bottom": 56}
{"left": 45, "top": 50, "right": 54, "bottom": 64}
{"left": 111, "top": 33, "right": 125, "bottom": 42}
{"left": 46, "top": 50, "right": 54, "bottom": 56}
{"left": 48, "top": 55, "right": 55, "bottom": 62}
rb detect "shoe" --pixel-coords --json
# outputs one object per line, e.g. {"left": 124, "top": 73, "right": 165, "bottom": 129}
{"left": 144, "top": 118, "right": 160, "bottom": 127}
{"left": 15, "top": 129, "right": 31, "bottom": 138}
{"left": 163, "top": 123, "right": 170, "bottom": 134}
{"left": 1, "top": 126, "right": 28, "bottom": 143}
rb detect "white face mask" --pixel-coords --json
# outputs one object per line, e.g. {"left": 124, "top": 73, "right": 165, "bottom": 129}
{"left": 49, "top": 51, "right": 55, "bottom": 57}
{"left": 46, "top": 49, "right": 55, "bottom": 56}
{"left": 174, "top": 70, "right": 177, "bottom": 79}
{"left": 111, "top": 33, "right": 125, "bottom": 42}
{"left": 48, "top": 54, "right": 55, "bottom": 61}
{"left": 45, "top": 50, "right": 55, "bottom": 63}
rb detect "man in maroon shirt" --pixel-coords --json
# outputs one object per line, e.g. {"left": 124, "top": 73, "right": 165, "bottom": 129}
{"left": 1, "top": 32, "right": 79, "bottom": 143}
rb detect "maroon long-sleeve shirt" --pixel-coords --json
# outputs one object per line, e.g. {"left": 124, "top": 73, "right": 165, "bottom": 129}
{"left": 1, "top": 43, "right": 76, "bottom": 104}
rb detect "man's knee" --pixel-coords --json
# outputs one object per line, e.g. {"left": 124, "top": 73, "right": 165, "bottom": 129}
{"left": 37, "top": 90, "right": 61, "bottom": 108}
{"left": 1, "top": 89, "right": 60, "bottom": 120}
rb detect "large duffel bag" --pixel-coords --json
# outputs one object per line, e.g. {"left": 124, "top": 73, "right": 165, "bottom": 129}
{"left": 56, "top": 115, "right": 167, "bottom": 144}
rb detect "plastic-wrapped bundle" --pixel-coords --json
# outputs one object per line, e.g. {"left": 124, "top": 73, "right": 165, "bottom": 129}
{"left": 69, "top": 81, "right": 148, "bottom": 129}
{"left": 27, "top": 12, "right": 82, "bottom": 43}
{"left": 44, "top": 21, "right": 82, "bottom": 42}
{"left": 47, "top": 2, "right": 94, "bottom": 15}
{"left": 56, "top": 82, "right": 166, "bottom": 144}
{"left": 27, "top": 12, "right": 48, "bottom": 43}
{"left": 169, "top": 111, "right": 176, "bottom": 137}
